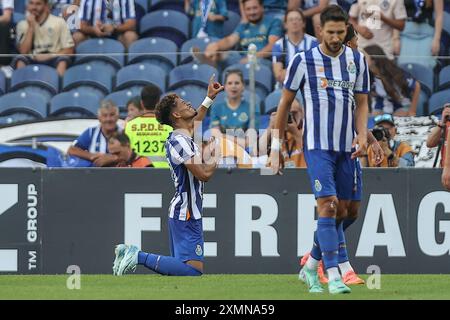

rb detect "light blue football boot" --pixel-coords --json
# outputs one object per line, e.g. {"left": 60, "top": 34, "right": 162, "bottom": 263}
{"left": 116, "top": 245, "right": 139, "bottom": 276}
{"left": 328, "top": 278, "right": 352, "bottom": 294}
{"left": 299, "top": 267, "right": 324, "bottom": 293}
{"left": 113, "top": 244, "right": 128, "bottom": 275}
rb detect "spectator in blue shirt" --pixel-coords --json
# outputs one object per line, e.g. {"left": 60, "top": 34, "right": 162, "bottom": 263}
{"left": 272, "top": 9, "right": 318, "bottom": 84}
{"left": 67, "top": 100, "right": 122, "bottom": 167}
{"left": 240, "top": 0, "right": 298, "bottom": 22}
{"left": 210, "top": 69, "right": 260, "bottom": 139}
{"left": 204, "top": 0, "right": 282, "bottom": 67}
{"left": 73, "top": 0, "right": 137, "bottom": 48}
{"left": 185, "top": 0, "right": 228, "bottom": 38}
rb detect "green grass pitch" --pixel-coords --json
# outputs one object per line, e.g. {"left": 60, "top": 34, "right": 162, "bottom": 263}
{"left": 0, "top": 275, "right": 449, "bottom": 300}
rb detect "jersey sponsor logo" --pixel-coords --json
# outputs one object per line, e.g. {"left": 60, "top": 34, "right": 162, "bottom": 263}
{"left": 195, "top": 244, "right": 203, "bottom": 256}
{"left": 319, "top": 78, "right": 355, "bottom": 90}
{"left": 314, "top": 179, "right": 322, "bottom": 192}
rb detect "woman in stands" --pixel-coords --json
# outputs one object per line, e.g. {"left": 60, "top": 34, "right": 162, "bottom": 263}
{"left": 209, "top": 69, "right": 260, "bottom": 138}
{"left": 365, "top": 44, "right": 421, "bottom": 117}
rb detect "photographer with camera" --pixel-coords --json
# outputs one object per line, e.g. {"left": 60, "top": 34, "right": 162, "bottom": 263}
{"left": 426, "top": 103, "right": 450, "bottom": 189}
{"left": 366, "top": 114, "right": 415, "bottom": 167}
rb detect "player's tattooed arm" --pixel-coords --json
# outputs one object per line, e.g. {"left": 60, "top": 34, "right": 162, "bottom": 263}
{"left": 352, "top": 93, "right": 369, "bottom": 159}
{"left": 184, "top": 154, "right": 218, "bottom": 182}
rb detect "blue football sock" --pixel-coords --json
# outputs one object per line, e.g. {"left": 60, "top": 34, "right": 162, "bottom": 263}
{"left": 138, "top": 252, "right": 202, "bottom": 276}
{"left": 317, "top": 217, "right": 339, "bottom": 270}
{"left": 343, "top": 218, "right": 356, "bottom": 231}
{"left": 310, "top": 231, "right": 322, "bottom": 260}
{"left": 336, "top": 222, "right": 349, "bottom": 264}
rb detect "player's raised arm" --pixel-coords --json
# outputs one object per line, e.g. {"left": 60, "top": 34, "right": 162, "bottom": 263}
{"left": 194, "top": 74, "right": 224, "bottom": 123}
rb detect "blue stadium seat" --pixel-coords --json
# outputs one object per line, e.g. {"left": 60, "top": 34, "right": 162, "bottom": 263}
{"left": 180, "top": 37, "right": 219, "bottom": 65}
{"left": 428, "top": 89, "right": 450, "bottom": 115}
{"left": 398, "top": 22, "right": 436, "bottom": 69}
{"left": 49, "top": 90, "right": 101, "bottom": 118}
{"left": 0, "top": 91, "right": 48, "bottom": 125}
{"left": 128, "top": 37, "right": 178, "bottom": 74}
{"left": 136, "top": 0, "right": 150, "bottom": 12}
{"left": 214, "top": 89, "right": 262, "bottom": 114}
{"left": 263, "top": 89, "right": 304, "bottom": 114}
{"left": 63, "top": 63, "right": 114, "bottom": 98}
{"left": 443, "top": 11, "right": 450, "bottom": 36}
{"left": 224, "top": 11, "right": 241, "bottom": 37}
{"left": 14, "top": 0, "right": 26, "bottom": 13}
{"left": 399, "top": 63, "right": 434, "bottom": 96}
{"left": 75, "top": 38, "right": 125, "bottom": 70}
{"left": 150, "top": 0, "right": 184, "bottom": 13}
{"left": 171, "top": 85, "right": 207, "bottom": 109}
{"left": 12, "top": 12, "right": 25, "bottom": 25}
{"left": 169, "top": 63, "right": 218, "bottom": 90}
{"left": 115, "top": 63, "right": 166, "bottom": 93}
{"left": 222, "top": 63, "right": 273, "bottom": 98}
{"left": 0, "top": 71, "right": 5, "bottom": 95}
{"left": 105, "top": 88, "right": 142, "bottom": 118}
{"left": 439, "top": 65, "right": 450, "bottom": 90}
{"left": 139, "top": 10, "right": 190, "bottom": 47}
{"left": 227, "top": 0, "right": 241, "bottom": 14}
{"left": 10, "top": 65, "right": 59, "bottom": 100}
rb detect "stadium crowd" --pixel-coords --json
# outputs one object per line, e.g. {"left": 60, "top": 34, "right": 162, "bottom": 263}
{"left": 0, "top": 0, "right": 449, "bottom": 169}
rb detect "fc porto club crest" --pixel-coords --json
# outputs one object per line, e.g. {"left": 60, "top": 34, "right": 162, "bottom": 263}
{"left": 314, "top": 179, "right": 322, "bottom": 192}
{"left": 380, "top": 0, "right": 390, "bottom": 10}
{"left": 195, "top": 244, "right": 203, "bottom": 256}
{"left": 347, "top": 61, "right": 357, "bottom": 74}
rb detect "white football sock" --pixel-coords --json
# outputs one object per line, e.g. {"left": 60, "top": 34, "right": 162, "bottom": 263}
{"left": 327, "top": 267, "right": 341, "bottom": 282}
{"left": 305, "top": 256, "right": 320, "bottom": 271}
{"left": 339, "top": 261, "right": 354, "bottom": 275}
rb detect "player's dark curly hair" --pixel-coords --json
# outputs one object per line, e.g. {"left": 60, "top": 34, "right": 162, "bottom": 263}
{"left": 155, "top": 93, "right": 178, "bottom": 127}
{"left": 320, "top": 5, "right": 348, "bottom": 26}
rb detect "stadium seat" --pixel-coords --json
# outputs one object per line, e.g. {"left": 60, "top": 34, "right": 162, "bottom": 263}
{"left": 227, "top": 0, "right": 241, "bottom": 14}
{"left": 222, "top": 63, "right": 273, "bottom": 98}
{"left": 105, "top": 88, "right": 142, "bottom": 118}
{"left": 128, "top": 37, "right": 177, "bottom": 74}
{"left": 0, "top": 91, "right": 48, "bottom": 125}
{"left": 171, "top": 85, "right": 207, "bottom": 109}
{"left": 398, "top": 22, "right": 436, "bottom": 69}
{"left": 214, "top": 89, "right": 262, "bottom": 114}
{"left": 75, "top": 38, "right": 125, "bottom": 70}
{"left": 12, "top": 12, "right": 25, "bottom": 25}
{"left": 416, "top": 89, "right": 429, "bottom": 117}
{"left": 10, "top": 65, "right": 59, "bottom": 100}
{"left": 14, "top": 0, "right": 26, "bottom": 13}
{"left": 139, "top": 10, "right": 190, "bottom": 47}
{"left": 63, "top": 63, "right": 114, "bottom": 98}
{"left": 135, "top": 0, "right": 150, "bottom": 12}
{"left": 223, "top": 11, "right": 241, "bottom": 37}
{"left": 399, "top": 63, "right": 434, "bottom": 96}
{"left": 180, "top": 37, "right": 219, "bottom": 65}
{"left": 428, "top": 89, "right": 450, "bottom": 115}
{"left": 49, "top": 90, "right": 101, "bottom": 118}
{"left": 115, "top": 63, "right": 166, "bottom": 93}
{"left": 263, "top": 89, "right": 304, "bottom": 114}
{"left": 0, "top": 71, "right": 5, "bottom": 95}
{"left": 149, "top": 0, "right": 184, "bottom": 13}
{"left": 438, "top": 65, "right": 450, "bottom": 90}
{"left": 443, "top": 11, "right": 450, "bottom": 36}
{"left": 169, "top": 63, "right": 218, "bottom": 90}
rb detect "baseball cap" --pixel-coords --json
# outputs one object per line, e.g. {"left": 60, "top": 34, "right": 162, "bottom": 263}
{"left": 374, "top": 113, "right": 395, "bottom": 126}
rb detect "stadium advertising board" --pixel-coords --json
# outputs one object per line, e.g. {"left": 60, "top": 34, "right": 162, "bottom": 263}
{"left": 1, "top": 168, "right": 449, "bottom": 274}
{"left": 0, "top": 169, "right": 41, "bottom": 273}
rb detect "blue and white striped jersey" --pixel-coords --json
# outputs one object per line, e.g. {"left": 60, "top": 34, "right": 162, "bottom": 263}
{"left": 272, "top": 34, "right": 319, "bottom": 67}
{"left": 73, "top": 125, "right": 121, "bottom": 153}
{"left": 284, "top": 45, "right": 370, "bottom": 153}
{"left": 79, "top": 0, "right": 136, "bottom": 26}
{"left": 166, "top": 131, "right": 204, "bottom": 221}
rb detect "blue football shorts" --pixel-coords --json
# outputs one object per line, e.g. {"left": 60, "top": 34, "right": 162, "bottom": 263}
{"left": 168, "top": 217, "right": 204, "bottom": 262}
{"left": 304, "top": 149, "right": 356, "bottom": 200}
